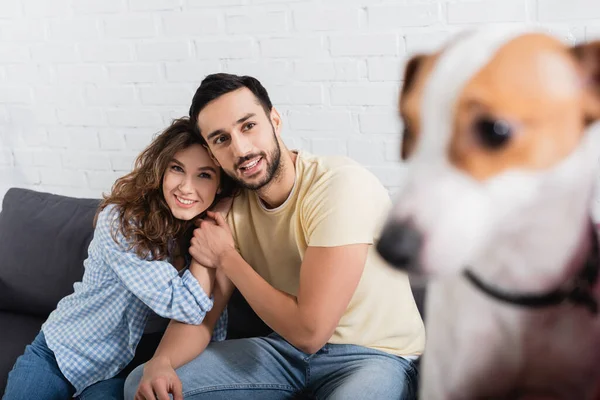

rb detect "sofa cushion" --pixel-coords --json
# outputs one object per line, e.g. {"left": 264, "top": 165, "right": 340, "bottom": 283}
{"left": 0, "top": 188, "right": 99, "bottom": 317}
{"left": 0, "top": 311, "right": 46, "bottom": 393}
{"left": 227, "top": 289, "right": 273, "bottom": 339}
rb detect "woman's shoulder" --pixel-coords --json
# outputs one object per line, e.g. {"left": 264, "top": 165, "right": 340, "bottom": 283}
{"left": 94, "top": 204, "right": 129, "bottom": 245}
{"left": 96, "top": 203, "right": 120, "bottom": 227}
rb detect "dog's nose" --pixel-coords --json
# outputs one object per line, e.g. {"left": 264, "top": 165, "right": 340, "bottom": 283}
{"left": 376, "top": 221, "right": 423, "bottom": 270}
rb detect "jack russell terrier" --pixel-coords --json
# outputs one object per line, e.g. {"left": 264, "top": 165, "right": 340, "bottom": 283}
{"left": 376, "top": 28, "right": 600, "bottom": 400}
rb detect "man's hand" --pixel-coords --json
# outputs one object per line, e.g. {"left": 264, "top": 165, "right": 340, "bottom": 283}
{"left": 135, "top": 357, "right": 183, "bottom": 400}
{"left": 193, "top": 197, "right": 233, "bottom": 229}
{"left": 190, "top": 211, "right": 236, "bottom": 269}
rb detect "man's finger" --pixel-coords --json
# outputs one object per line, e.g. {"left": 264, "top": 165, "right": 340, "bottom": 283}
{"left": 172, "top": 377, "right": 184, "bottom": 400}
{"left": 154, "top": 384, "right": 171, "bottom": 400}
{"left": 207, "top": 211, "right": 228, "bottom": 228}
{"left": 189, "top": 247, "right": 200, "bottom": 261}
{"left": 137, "top": 383, "right": 154, "bottom": 400}
{"left": 200, "top": 218, "right": 217, "bottom": 228}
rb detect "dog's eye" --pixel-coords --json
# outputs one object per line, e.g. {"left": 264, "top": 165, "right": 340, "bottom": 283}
{"left": 474, "top": 117, "right": 512, "bottom": 150}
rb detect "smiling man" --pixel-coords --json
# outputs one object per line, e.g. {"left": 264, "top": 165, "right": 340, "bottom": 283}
{"left": 124, "top": 73, "right": 425, "bottom": 400}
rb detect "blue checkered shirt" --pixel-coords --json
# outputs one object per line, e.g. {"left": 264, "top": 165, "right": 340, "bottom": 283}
{"left": 42, "top": 204, "right": 227, "bottom": 396}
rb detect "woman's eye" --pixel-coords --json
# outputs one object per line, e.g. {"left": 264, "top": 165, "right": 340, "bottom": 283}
{"left": 171, "top": 165, "right": 183, "bottom": 172}
{"left": 199, "top": 172, "right": 212, "bottom": 179}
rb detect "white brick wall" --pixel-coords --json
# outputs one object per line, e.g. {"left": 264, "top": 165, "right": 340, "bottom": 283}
{"left": 1, "top": 0, "right": 600, "bottom": 205}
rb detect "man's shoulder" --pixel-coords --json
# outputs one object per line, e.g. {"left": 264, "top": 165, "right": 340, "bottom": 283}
{"left": 299, "top": 151, "right": 361, "bottom": 171}
{"left": 298, "top": 151, "right": 383, "bottom": 190}
{"left": 299, "top": 152, "right": 373, "bottom": 181}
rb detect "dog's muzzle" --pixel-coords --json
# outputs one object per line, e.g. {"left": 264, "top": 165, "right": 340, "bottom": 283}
{"left": 376, "top": 220, "right": 423, "bottom": 270}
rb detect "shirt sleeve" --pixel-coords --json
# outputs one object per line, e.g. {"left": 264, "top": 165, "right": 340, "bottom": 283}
{"left": 211, "top": 307, "right": 228, "bottom": 342}
{"left": 302, "top": 164, "right": 392, "bottom": 247}
{"left": 95, "top": 206, "right": 213, "bottom": 325}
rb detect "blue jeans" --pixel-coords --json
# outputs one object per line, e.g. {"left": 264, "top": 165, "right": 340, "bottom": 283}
{"left": 2, "top": 331, "right": 125, "bottom": 400}
{"left": 124, "top": 332, "right": 418, "bottom": 399}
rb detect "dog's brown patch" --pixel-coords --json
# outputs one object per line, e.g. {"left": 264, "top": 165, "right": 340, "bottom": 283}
{"left": 572, "top": 41, "right": 600, "bottom": 122}
{"left": 448, "top": 34, "right": 587, "bottom": 180}
{"left": 399, "top": 53, "right": 438, "bottom": 160}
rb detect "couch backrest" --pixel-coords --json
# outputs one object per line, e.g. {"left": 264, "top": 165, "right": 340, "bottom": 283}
{"left": 0, "top": 188, "right": 100, "bottom": 317}
{"left": 0, "top": 188, "right": 271, "bottom": 338}
{"left": 0, "top": 187, "right": 426, "bottom": 334}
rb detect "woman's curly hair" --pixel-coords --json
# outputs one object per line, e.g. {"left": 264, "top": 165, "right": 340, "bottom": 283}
{"left": 95, "top": 117, "right": 237, "bottom": 261}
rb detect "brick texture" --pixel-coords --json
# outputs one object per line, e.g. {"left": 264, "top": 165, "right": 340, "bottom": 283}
{"left": 1, "top": 0, "right": 599, "bottom": 202}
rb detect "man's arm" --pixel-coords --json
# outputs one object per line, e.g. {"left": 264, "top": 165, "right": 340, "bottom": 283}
{"left": 219, "top": 243, "right": 368, "bottom": 354}
{"left": 194, "top": 211, "right": 369, "bottom": 354}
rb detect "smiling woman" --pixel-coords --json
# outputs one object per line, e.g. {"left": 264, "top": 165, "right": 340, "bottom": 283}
{"left": 162, "top": 144, "right": 220, "bottom": 221}
{"left": 2, "top": 117, "right": 237, "bottom": 400}
{"left": 103, "top": 117, "right": 236, "bottom": 260}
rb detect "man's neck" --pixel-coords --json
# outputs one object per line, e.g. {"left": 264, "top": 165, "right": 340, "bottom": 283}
{"left": 256, "top": 149, "right": 297, "bottom": 209}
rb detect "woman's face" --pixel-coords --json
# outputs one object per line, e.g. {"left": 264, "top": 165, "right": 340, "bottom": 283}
{"left": 162, "top": 144, "right": 220, "bottom": 221}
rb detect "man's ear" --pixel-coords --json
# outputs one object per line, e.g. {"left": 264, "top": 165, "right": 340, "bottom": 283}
{"left": 572, "top": 41, "right": 600, "bottom": 123}
{"left": 270, "top": 107, "right": 282, "bottom": 136}
{"left": 203, "top": 144, "right": 221, "bottom": 167}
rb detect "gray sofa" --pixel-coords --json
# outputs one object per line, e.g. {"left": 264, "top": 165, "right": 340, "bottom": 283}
{"left": 0, "top": 187, "right": 273, "bottom": 394}
{"left": 0, "top": 187, "right": 425, "bottom": 395}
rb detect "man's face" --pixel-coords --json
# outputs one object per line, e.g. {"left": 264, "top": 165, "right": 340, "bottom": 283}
{"left": 197, "top": 87, "right": 282, "bottom": 191}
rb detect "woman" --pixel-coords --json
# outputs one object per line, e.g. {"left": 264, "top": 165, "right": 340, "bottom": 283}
{"left": 2, "top": 117, "right": 236, "bottom": 400}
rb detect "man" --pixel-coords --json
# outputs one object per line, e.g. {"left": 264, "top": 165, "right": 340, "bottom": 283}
{"left": 124, "top": 73, "right": 425, "bottom": 400}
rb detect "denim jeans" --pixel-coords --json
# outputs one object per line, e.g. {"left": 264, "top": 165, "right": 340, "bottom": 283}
{"left": 124, "top": 332, "right": 418, "bottom": 400}
{"left": 2, "top": 331, "right": 126, "bottom": 400}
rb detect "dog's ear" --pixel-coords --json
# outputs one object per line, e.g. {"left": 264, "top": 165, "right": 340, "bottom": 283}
{"left": 572, "top": 41, "right": 600, "bottom": 123}
{"left": 401, "top": 54, "right": 426, "bottom": 96}
{"left": 399, "top": 54, "right": 426, "bottom": 161}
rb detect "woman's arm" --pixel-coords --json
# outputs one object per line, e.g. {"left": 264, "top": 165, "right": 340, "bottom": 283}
{"left": 188, "top": 260, "right": 215, "bottom": 299}
{"left": 97, "top": 207, "right": 215, "bottom": 325}
{"left": 134, "top": 271, "right": 234, "bottom": 400}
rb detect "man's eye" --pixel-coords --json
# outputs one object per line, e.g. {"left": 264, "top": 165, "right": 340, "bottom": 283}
{"left": 244, "top": 122, "right": 256, "bottom": 131}
{"left": 214, "top": 135, "right": 227, "bottom": 145}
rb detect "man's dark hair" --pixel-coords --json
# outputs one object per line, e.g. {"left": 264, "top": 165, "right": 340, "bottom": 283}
{"left": 189, "top": 73, "right": 273, "bottom": 137}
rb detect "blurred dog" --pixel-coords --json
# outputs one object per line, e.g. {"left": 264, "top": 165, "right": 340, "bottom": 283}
{"left": 377, "top": 28, "right": 600, "bottom": 399}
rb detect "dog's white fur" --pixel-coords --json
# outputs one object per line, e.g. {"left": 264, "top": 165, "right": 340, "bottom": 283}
{"left": 386, "top": 28, "right": 600, "bottom": 399}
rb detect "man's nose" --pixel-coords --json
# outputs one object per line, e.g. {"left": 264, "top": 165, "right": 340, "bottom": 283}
{"left": 230, "top": 133, "right": 253, "bottom": 158}
{"left": 376, "top": 220, "right": 423, "bottom": 271}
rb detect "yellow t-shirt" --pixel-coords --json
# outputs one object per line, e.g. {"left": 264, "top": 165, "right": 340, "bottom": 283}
{"left": 227, "top": 151, "right": 425, "bottom": 357}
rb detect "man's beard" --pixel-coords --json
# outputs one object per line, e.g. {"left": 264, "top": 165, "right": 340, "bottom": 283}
{"left": 229, "top": 129, "right": 282, "bottom": 191}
